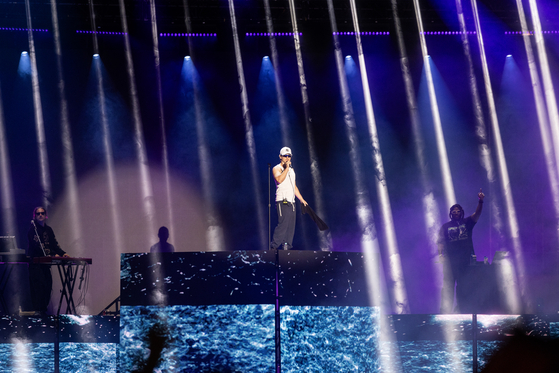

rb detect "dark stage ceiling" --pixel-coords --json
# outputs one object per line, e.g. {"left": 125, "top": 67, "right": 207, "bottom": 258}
{"left": 1, "top": 0, "right": 553, "bottom": 36}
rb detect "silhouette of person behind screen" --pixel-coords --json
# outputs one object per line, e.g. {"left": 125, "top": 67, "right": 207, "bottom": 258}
{"left": 150, "top": 226, "right": 175, "bottom": 253}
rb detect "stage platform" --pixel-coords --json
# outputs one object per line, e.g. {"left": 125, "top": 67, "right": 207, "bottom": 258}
{"left": 0, "top": 251, "right": 557, "bottom": 372}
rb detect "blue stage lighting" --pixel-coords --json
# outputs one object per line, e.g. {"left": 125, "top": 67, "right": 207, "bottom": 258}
{"left": 76, "top": 30, "right": 127, "bottom": 35}
{"left": 159, "top": 32, "right": 216, "bottom": 37}
{"left": 18, "top": 52, "right": 31, "bottom": 76}
{"left": 332, "top": 31, "right": 389, "bottom": 36}
{"left": 93, "top": 54, "right": 100, "bottom": 59}
{"left": 506, "top": 54, "right": 512, "bottom": 58}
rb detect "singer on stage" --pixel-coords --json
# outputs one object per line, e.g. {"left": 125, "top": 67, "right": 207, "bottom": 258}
{"left": 28, "top": 206, "right": 69, "bottom": 314}
{"left": 270, "top": 147, "right": 308, "bottom": 250}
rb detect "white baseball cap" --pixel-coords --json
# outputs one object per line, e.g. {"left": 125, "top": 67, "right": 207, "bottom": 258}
{"left": 280, "top": 147, "right": 292, "bottom": 156}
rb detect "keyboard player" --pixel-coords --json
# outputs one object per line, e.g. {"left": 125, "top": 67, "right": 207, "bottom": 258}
{"left": 27, "top": 206, "right": 69, "bottom": 315}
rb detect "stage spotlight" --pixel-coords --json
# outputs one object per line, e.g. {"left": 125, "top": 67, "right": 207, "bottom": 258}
{"left": 506, "top": 54, "right": 512, "bottom": 58}
{"left": 18, "top": 51, "right": 31, "bottom": 76}
{"left": 263, "top": 56, "right": 269, "bottom": 60}
{"left": 184, "top": 56, "right": 190, "bottom": 60}
{"left": 93, "top": 54, "right": 99, "bottom": 58}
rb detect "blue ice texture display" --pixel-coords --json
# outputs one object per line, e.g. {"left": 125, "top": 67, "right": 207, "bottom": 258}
{"left": 280, "top": 305, "right": 380, "bottom": 372}
{"left": 0, "top": 343, "right": 53, "bottom": 372}
{"left": 59, "top": 343, "right": 118, "bottom": 373}
{"left": 120, "top": 304, "right": 275, "bottom": 373}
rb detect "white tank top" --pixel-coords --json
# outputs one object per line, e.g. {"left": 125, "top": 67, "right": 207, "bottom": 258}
{"left": 275, "top": 165, "right": 296, "bottom": 203}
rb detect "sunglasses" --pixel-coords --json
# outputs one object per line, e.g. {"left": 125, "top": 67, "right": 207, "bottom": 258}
{"left": 36, "top": 211, "right": 46, "bottom": 216}
{"left": 281, "top": 154, "right": 292, "bottom": 158}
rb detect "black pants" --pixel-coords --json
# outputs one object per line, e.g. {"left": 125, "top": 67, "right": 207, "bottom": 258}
{"left": 271, "top": 201, "right": 296, "bottom": 249}
{"left": 29, "top": 264, "right": 52, "bottom": 313}
{"left": 440, "top": 249, "right": 471, "bottom": 313}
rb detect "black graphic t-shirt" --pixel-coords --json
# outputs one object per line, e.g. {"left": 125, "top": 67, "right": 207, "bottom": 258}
{"left": 438, "top": 216, "right": 476, "bottom": 258}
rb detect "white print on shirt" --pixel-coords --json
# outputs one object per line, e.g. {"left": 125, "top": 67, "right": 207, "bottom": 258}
{"left": 447, "top": 224, "right": 468, "bottom": 242}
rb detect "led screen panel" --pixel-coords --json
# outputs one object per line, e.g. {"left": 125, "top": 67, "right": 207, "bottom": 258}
{"left": 58, "top": 315, "right": 120, "bottom": 372}
{"left": 278, "top": 251, "right": 372, "bottom": 307}
{"left": 120, "top": 304, "right": 275, "bottom": 372}
{"left": 121, "top": 251, "right": 276, "bottom": 306}
{"left": 280, "top": 306, "right": 380, "bottom": 372}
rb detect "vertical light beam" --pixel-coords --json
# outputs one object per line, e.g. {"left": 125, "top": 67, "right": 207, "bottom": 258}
{"left": 527, "top": 0, "right": 559, "bottom": 181}
{"left": 182, "top": 2, "right": 225, "bottom": 250}
{"left": 228, "top": 0, "right": 267, "bottom": 249}
{"left": 412, "top": 2, "right": 462, "bottom": 367}
{"left": 529, "top": 0, "right": 559, "bottom": 167}
{"left": 326, "top": 0, "right": 387, "bottom": 312}
{"left": 88, "top": 0, "right": 99, "bottom": 55}
{"left": 412, "top": 0, "right": 456, "bottom": 208}
{"left": 348, "top": 0, "right": 409, "bottom": 314}
{"left": 263, "top": 0, "right": 290, "bottom": 146}
{"left": 182, "top": 58, "right": 225, "bottom": 251}
{"left": 515, "top": 0, "right": 559, "bottom": 245}
{"left": 117, "top": 0, "right": 157, "bottom": 244}
{"left": 0, "top": 82, "right": 17, "bottom": 238}
{"left": 470, "top": 0, "right": 524, "bottom": 312}
{"left": 390, "top": 0, "right": 441, "bottom": 263}
{"left": 50, "top": 0, "right": 83, "bottom": 253}
{"left": 287, "top": 0, "right": 332, "bottom": 251}
{"left": 455, "top": 0, "right": 504, "bottom": 261}
{"left": 93, "top": 55, "right": 125, "bottom": 273}
{"left": 25, "top": 0, "right": 52, "bottom": 208}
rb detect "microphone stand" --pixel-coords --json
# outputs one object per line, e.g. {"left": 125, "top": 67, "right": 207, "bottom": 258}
{"left": 31, "top": 220, "right": 47, "bottom": 256}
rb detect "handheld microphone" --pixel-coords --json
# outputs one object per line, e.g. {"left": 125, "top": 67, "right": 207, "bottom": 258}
{"left": 31, "top": 220, "right": 35, "bottom": 225}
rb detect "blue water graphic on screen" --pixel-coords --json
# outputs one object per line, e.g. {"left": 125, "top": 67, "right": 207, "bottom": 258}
{"left": 0, "top": 343, "right": 54, "bottom": 372}
{"left": 59, "top": 343, "right": 118, "bottom": 373}
{"left": 120, "top": 304, "right": 275, "bottom": 372}
{"left": 280, "top": 306, "right": 380, "bottom": 372}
